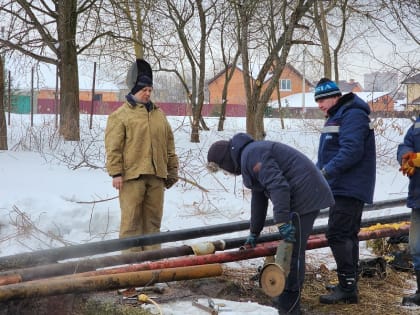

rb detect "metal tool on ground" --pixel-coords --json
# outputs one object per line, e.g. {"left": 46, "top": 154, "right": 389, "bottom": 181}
{"left": 259, "top": 241, "right": 293, "bottom": 297}
{"left": 117, "top": 284, "right": 166, "bottom": 296}
{"left": 192, "top": 298, "right": 219, "bottom": 314}
{"left": 121, "top": 293, "right": 163, "bottom": 315}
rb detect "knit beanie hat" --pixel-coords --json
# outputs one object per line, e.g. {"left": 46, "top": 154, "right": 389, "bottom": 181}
{"left": 207, "top": 140, "right": 236, "bottom": 174}
{"left": 314, "top": 78, "right": 342, "bottom": 101}
{"left": 131, "top": 75, "right": 153, "bottom": 95}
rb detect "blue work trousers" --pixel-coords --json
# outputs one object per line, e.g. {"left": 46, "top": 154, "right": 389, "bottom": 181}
{"left": 326, "top": 196, "right": 364, "bottom": 275}
{"left": 410, "top": 209, "right": 420, "bottom": 271}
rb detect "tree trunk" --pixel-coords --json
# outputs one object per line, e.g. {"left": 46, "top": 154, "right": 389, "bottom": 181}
{"left": 0, "top": 55, "right": 7, "bottom": 150}
{"left": 217, "top": 100, "right": 227, "bottom": 131}
{"left": 238, "top": 1, "right": 314, "bottom": 139}
{"left": 217, "top": 61, "right": 240, "bottom": 131}
{"left": 314, "top": 1, "right": 332, "bottom": 78}
{"left": 190, "top": 102, "right": 200, "bottom": 143}
{"left": 276, "top": 84, "right": 285, "bottom": 130}
{"left": 57, "top": 0, "right": 80, "bottom": 141}
{"left": 254, "top": 101, "right": 266, "bottom": 140}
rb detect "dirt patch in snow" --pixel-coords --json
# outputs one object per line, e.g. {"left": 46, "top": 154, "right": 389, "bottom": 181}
{"left": 0, "top": 264, "right": 419, "bottom": 315}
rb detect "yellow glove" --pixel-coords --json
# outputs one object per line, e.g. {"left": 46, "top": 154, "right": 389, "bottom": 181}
{"left": 406, "top": 152, "right": 420, "bottom": 167}
{"left": 400, "top": 161, "right": 416, "bottom": 177}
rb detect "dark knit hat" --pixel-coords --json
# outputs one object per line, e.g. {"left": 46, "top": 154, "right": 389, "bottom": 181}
{"left": 314, "top": 78, "right": 342, "bottom": 101}
{"left": 207, "top": 140, "right": 236, "bottom": 174}
{"left": 131, "top": 75, "right": 153, "bottom": 95}
{"left": 127, "top": 59, "right": 153, "bottom": 95}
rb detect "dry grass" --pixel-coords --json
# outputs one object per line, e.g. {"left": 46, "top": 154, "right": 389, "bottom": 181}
{"left": 218, "top": 261, "right": 420, "bottom": 315}
{"left": 302, "top": 264, "right": 418, "bottom": 315}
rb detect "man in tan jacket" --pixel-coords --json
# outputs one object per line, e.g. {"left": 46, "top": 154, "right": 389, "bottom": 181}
{"left": 105, "top": 59, "right": 178, "bottom": 251}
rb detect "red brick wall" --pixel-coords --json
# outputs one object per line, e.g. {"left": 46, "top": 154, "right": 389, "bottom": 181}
{"left": 369, "top": 95, "right": 394, "bottom": 112}
{"left": 208, "top": 65, "right": 312, "bottom": 105}
{"left": 37, "top": 99, "right": 247, "bottom": 117}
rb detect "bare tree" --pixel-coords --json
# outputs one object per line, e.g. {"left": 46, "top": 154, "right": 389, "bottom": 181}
{"left": 0, "top": 0, "right": 110, "bottom": 141}
{"left": 211, "top": 2, "right": 241, "bottom": 131}
{"left": 313, "top": 1, "right": 335, "bottom": 79}
{"left": 378, "top": 0, "right": 420, "bottom": 46}
{"left": 0, "top": 55, "right": 7, "bottom": 150}
{"left": 150, "top": 0, "right": 220, "bottom": 143}
{"left": 233, "top": 0, "right": 315, "bottom": 139}
{"left": 105, "top": 0, "right": 154, "bottom": 59}
{"left": 361, "top": 0, "right": 420, "bottom": 79}
{"left": 312, "top": 0, "right": 375, "bottom": 82}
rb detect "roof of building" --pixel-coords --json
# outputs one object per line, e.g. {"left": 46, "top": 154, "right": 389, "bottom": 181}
{"left": 268, "top": 91, "right": 391, "bottom": 108}
{"left": 401, "top": 73, "right": 420, "bottom": 84}
{"left": 207, "top": 63, "right": 314, "bottom": 87}
{"left": 338, "top": 80, "right": 362, "bottom": 92}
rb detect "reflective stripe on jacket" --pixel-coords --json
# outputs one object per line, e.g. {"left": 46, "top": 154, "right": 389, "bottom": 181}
{"left": 317, "top": 93, "right": 376, "bottom": 203}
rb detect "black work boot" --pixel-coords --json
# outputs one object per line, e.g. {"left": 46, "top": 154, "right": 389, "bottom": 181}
{"left": 402, "top": 269, "right": 420, "bottom": 306}
{"left": 273, "top": 290, "right": 301, "bottom": 314}
{"left": 325, "top": 283, "right": 337, "bottom": 291}
{"left": 319, "top": 273, "right": 358, "bottom": 304}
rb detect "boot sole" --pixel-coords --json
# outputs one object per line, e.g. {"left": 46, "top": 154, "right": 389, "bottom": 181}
{"left": 402, "top": 296, "right": 420, "bottom": 306}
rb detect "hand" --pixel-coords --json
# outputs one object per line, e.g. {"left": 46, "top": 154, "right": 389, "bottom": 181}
{"left": 244, "top": 233, "right": 258, "bottom": 248}
{"left": 277, "top": 222, "right": 296, "bottom": 243}
{"left": 164, "top": 177, "right": 178, "bottom": 189}
{"left": 406, "top": 152, "right": 420, "bottom": 168}
{"left": 112, "top": 176, "right": 123, "bottom": 190}
{"left": 402, "top": 152, "right": 412, "bottom": 164}
{"left": 400, "top": 161, "right": 416, "bottom": 177}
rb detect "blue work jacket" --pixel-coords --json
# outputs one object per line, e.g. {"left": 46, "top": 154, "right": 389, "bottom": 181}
{"left": 230, "top": 133, "right": 334, "bottom": 235}
{"left": 397, "top": 117, "right": 420, "bottom": 209}
{"left": 316, "top": 93, "right": 376, "bottom": 204}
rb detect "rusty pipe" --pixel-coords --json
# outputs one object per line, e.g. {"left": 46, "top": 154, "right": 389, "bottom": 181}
{"left": 0, "top": 198, "right": 409, "bottom": 270}
{"left": 0, "top": 264, "right": 223, "bottom": 303}
{"left": 5, "top": 223, "right": 410, "bottom": 287}
{"left": 0, "top": 234, "right": 281, "bottom": 285}
{"left": 0, "top": 219, "right": 411, "bottom": 286}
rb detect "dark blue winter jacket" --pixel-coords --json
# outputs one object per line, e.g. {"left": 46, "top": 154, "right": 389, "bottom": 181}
{"left": 316, "top": 93, "right": 376, "bottom": 204}
{"left": 230, "top": 133, "right": 334, "bottom": 235}
{"left": 397, "top": 117, "right": 420, "bottom": 209}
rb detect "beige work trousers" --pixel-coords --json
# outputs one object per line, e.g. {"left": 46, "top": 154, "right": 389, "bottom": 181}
{"left": 119, "top": 174, "right": 164, "bottom": 251}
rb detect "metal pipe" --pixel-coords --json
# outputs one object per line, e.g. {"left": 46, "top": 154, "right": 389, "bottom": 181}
{"left": 0, "top": 223, "right": 409, "bottom": 304}
{"left": 312, "top": 211, "right": 411, "bottom": 234}
{"left": 0, "top": 221, "right": 410, "bottom": 287}
{"left": 307, "top": 224, "right": 410, "bottom": 250}
{"left": 0, "top": 211, "right": 411, "bottom": 284}
{"left": 0, "top": 219, "right": 259, "bottom": 270}
{"left": 0, "top": 235, "right": 282, "bottom": 285}
{"left": 317, "top": 197, "right": 407, "bottom": 218}
{"left": 0, "top": 264, "right": 223, "bottom": 303}
{"left": 0, "top": 203, "right": 410, "bottom": 271}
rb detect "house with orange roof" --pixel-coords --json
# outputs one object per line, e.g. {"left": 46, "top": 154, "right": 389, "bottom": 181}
{"left": 207, "top": 63, "right": 313, "bottom": 106}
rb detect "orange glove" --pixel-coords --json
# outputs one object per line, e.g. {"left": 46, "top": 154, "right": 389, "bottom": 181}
{"left": 402, "top": 152, "right": 412, "bottom": 163}
{"left": 406, "top": 152, "right": 420, "bottom": 167}
{"left": 400, "top": 161, "right": 416, "bottom": 176}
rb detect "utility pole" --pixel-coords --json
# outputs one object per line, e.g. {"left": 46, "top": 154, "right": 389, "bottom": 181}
{"left": 0, "top": 25, "right": 8, "bottom": 150}
{"left": 301, "top": 47, "right": 306, "bottom": 115}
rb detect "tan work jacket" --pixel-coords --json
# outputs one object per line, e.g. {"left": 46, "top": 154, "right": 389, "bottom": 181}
{"left": 105, "top": 101, "right": 178, "bottom": 180}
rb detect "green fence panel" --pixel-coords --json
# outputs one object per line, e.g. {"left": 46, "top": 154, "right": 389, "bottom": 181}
{"left": 11, "top": 95, "right": 31, "bottom": 114}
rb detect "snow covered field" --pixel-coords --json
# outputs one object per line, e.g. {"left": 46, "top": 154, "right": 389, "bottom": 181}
{"left": 0, "top": 113, "right": 414, "bottom": 314}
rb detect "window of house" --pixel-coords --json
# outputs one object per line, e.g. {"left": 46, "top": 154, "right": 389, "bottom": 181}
{"left": 280, "top": 79, "right": 291, "bottom": 91}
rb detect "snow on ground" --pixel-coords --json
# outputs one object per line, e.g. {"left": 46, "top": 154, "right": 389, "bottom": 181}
{"left": 0, "top": 113, "right": 415, "bottom": 313}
